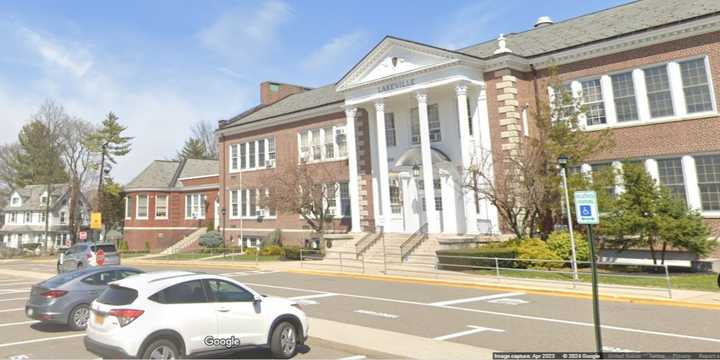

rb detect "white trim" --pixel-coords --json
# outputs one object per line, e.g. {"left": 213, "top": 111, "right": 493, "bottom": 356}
{"left": 154, "top": 195, "right": 169, "bottom": 220}
{"left": 177, "top": 174, "right": 219, "bottom": 181}
{"left": 228, "top": 136, "right": 277, "bottom": 173}
{"left": 584, "top": 111, "right": 718, "bottom": 132}
{"left": 125, "top": 185, "right": 218, "bottom": 192}
{"left": 124, "top": 197, "right": 131, "bottom": 220}
{"left": 297, "top": 125, "right": 348, "bottom": 164}
{"left": 184, "top": 193, "right": 207, "bottom": 220}
{"left": 135, "top": 195, "right": 149, "bottom": 220}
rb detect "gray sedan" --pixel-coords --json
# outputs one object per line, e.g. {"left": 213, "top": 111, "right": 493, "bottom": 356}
{"left": 25, "top": 266, "right": 143, "bottom": 330}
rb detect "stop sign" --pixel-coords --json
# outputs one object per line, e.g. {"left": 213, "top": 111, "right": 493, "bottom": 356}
{"left": 96, "top": 249, "right": 105, "bottom": 266}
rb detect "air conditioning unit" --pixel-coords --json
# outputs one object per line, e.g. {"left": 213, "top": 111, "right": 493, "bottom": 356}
{"left": 327, "top": 208, "right": 337, "bottom": 216}
{"left": 256, "top": 209, "right": 265, "bottom": 217}
{"left": 266, "top": 159, "right": 276, "bottom": 168}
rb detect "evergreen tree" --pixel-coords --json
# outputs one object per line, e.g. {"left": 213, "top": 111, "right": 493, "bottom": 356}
{"left": 87, "top": 112, "right": 132, "bottom": 211}
{"left": 12, "top": 120, "right": 68, "bottom": 187}
{"left": 176, "top": 137, "right": 211, "bottom": 160}
{"left": 99, "top": 178, "right": 125, "bottom": 231}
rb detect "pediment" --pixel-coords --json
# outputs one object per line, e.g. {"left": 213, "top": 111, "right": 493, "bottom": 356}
{"left": 337, "top": 37, "right": 469, "bottom": 91}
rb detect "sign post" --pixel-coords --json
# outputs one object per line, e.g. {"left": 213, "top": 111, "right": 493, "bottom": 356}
{"left": 90, "top": 212, "right": 102, "bottom": 244}
{"left": 574, "top": 191, "right": 603, "bottom": 356}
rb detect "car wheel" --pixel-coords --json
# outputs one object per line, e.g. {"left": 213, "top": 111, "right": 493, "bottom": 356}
{"left": 270, "top": 321, "right": 298, "bottom": 359}
{"left": 68, "top": 304, "right": 90, "bottom": 331}
{"left": 141, "top": 338, "right": 181, "bottom": 360}
{"left": 76, "top": 263, "right": 83, "bottom": 271}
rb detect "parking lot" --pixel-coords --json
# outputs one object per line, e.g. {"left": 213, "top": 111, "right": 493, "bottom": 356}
{"left": 1, "top": 260, "right": 720, "bottom": 359}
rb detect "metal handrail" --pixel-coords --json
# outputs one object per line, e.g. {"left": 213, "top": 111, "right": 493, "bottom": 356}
{"left": 399, "top": 223, "right": 428, "bottom": 260}
{"left": 354, "top": 231, "right": 377, "bottom": 258}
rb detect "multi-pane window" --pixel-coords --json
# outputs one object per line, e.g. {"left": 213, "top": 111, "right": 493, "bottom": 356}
{"left": 60, "top": 211, "right": 66, "bottom": 224}
{"left": 10, "top": 196, "right": 19, "bottom": 206}
{"left": 389, "top": 178, "right": 402, "bottom": 214}
{"left": 39, "top": 212, "right": 46, "bottom": 223}
{"left": 325, "top": 184, "right": 337, "bottom": 215}
{"left": 680, "top": 58, "right": 714, "bottom": 114}
{"left": 591, "top": 163, "right": 616, "bottom": 197}
{"left": 656, "top": 158, "right": 686, "bottom": 204}
{"left": 137, "top": 195, "right": 148, "bottom": 219}
{"left": 644, "top": 65, "right": 674, "bottom": 118}
{"left": 385, "top": 113, "right": 396, "bottom": 147}
{"left": 185, "top": 194, "right": 207, "bottom": 219}
{"left": 155, "top": 195, "right": 168, "bottom": 218}
{"left": 410, "top": 104, "right": 441, "bottom": 144}
{"left": 230, "top": 137, "right": 276, "bottom": 171}
{"left": 9, "top": 212, "right": 16, "bottom": 223}
{"left": 611, "top": 72, "right": 638, "bottom": 122}
{"left": 241, "top": 190, "right": 247, "bottom": 217}
{"left": 433, "top": 179, "right": 442, "bottom": 211}
{"left": 695, "top": 155, "right": 720, "bottom": 211}
{"left": 24, "top": 211, "right": 31, "bottom": 224}
{"left": 230, "top": 190, "right": 239, "bottom": 218}
{"left": 229, "top": 189, "right": 275, "bottom": 218}
{"left": 339, "top": 182, "right": 350, "bottom": 217}
{"left": 125, "top": 197, "right": 133, "bottom": 218}
{"left": 298, "top": 126, "right": 347, "bottom": 163}
{"left": 467, "top": 101, "right": 474, "bottom": 136}
{"left": 581, "top": 79, "right": 606, "bottom": 125}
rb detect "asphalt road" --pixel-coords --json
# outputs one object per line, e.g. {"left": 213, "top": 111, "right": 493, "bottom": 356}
{"left": 1, "top": 260, "right": 719, "bottom": 359}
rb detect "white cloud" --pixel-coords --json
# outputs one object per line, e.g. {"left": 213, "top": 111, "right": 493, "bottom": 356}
{"left": 433, "top": 1, "right": 500, "bottom": 50}
{"left": 301, "top": 30, "right": 368, "bottom": 72}
{"left": 17, "top": 27, "right": 94, "bottom": 77}
{"left": 198, "top": 0, "right": 291, "bottom": 62}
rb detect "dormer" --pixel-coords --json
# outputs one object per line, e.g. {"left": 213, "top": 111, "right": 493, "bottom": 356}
{"left": 40, "top": 191, "right": 49, "bottom": 206}
{"left": 9, "top": 192, "right": 21, "bottom": 207}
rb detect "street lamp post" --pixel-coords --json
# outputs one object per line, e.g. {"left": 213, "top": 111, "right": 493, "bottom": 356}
{"left": 558, "top": 155, "right": 579, "bottom": 281}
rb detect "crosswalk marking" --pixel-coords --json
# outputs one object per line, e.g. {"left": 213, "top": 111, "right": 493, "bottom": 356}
{"left": 430, "top": 292, "right": 526, "bottom": 306}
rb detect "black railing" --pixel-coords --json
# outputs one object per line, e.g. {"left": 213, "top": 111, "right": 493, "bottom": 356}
{"left": 355, "top": 227, "right": 383, "bottom": 258}
{"left": 400, "top": 223, "right": 428, "bottom": 260}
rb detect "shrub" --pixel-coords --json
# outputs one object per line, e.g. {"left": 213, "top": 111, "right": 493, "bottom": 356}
{"left": 283, "top": 245, "right": 306, "bottom": 260}
{"left": 205, "top": 219, "right": 215, "bottom": 232}
{"left": 436, "top": 245, "right": 518, "bottom": 271}
{"left": 516, "top": 238, "right": 563, "bottom": 270}
{"left": 144, "top": 241, "right": 151, "bottom": 253}
{"left": 245, "top": 247, "right": 258, "bottom": 256}
{"left": 546, "top": 231, "right": 590, "bottom": 262}
{"left": 265, "top": 229, "right": 282, "bottom": 247}
{"left": 118, "top": 240, "right": 129, "bottom": 252}
{"left": 260, "top": 244, "right": 283, "bottom": 256}
{"left": 198, "top": 231, "right": 224, "bottom": 248}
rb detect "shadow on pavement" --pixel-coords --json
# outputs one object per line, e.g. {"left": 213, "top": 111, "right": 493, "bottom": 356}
{"left": 205, "top": 344, "right": 311, "bottom": 359}
{"left": 30, "top": 322, "right": 75, "bottom": 333}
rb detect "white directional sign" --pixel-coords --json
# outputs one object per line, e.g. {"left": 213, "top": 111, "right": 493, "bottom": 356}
{"left": 574, "top": 191, "right": 599, "bottom": 224}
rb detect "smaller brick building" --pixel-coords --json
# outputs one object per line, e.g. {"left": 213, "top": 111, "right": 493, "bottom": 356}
{"left": 123, "top": 159, "right": 219, "bottom": 252}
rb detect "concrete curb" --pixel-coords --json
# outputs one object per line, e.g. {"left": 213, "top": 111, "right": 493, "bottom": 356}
{"left": 288, "top": 268, "right": 720, "bottom": 310}
{"left": 123, "top": 259, "right": 259, "bottom": 270}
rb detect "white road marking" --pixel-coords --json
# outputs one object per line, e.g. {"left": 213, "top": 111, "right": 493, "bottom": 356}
{"left": 433, "top": 325, "right": 505, "bottom": 341}
{"left": 0, "top": 282, "right": 34, "bottom": 287}
{"left": 0, "top": 308, "right": 24, "bottom": 313}
{"left": 353, "top": 309, "right": 399, "bottom": 319}
{"left": 0, "top": 298, "right": 27, "bottom": 302}
{"left": 219, "top": 270, "right": 278, "bottom": 276}
{"left": 337, "top": 356, "right": 367, "bottom": 360}
{"left": 243, "top": 282, "right": 720, "bottom": 344}
{"left": 0, "top": 279, "right": 24, "bottom": 284}
{"left": 603, "top": 346, "right": 636, "bottom": 352}
{"left": 0, "top": 320, "right": 39, "bottom": 327}
{"left": 289, "top": 293, "right": 338, "bottom": 300}
{"left": 429, "top": 292, "right": 525, "bottom": 306}
{"left": 0, "top": 334, "right": 86, "bottom": 348}
{"left": 0, "top": 289, "right": 29, "bottom": 294}
{"left": 9, "top": 354, "right": 30, "bottom": 360}
{"left": 487, "top": 298, "right": 529, "bottom": 306}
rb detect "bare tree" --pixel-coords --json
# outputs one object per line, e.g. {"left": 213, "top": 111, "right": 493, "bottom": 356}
{"left": 260, "top": 162, "right": 343, "bottom": 234}
{"left": 191, "top": 120, "right": 218, "bottom": 160}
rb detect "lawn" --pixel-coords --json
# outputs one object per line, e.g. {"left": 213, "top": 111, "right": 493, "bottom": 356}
{"left": 207, "top": 254, "right": 283, "bottom": 262}
{"left": 144, "top": 252, "right": 284, "bottom": 262}
{"left": 458, "top": 267, "right": 719, "bottom": 292}
{"left": 119, "top": 252, "right": 150, "bottom": 258}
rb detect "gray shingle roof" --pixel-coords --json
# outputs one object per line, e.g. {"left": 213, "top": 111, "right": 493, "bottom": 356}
{"left": 460, "top": 0, "right": 720, "bottom": 58}
{"left": 125, "top": 161, "right": 180, "bottom": 189}
{"left": 4, "top": 184, "right": 69, "bottom": 211}
{"left": 223, "top": 84, "right": 343, "bottom": 128}
{"left": 178, "top": 159, "right": 219, "bottom": 179}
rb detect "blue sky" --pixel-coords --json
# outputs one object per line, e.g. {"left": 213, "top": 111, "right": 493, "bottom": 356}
{"left": 0, "top": 0, "right": 626, "bottom": 183}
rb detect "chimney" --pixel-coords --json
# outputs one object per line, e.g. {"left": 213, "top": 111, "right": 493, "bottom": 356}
{"left": 534, "top": 16, "right": 554, "bottom": 28}
{"left": 260, "top": 81, "right": 309, "bottom": 106}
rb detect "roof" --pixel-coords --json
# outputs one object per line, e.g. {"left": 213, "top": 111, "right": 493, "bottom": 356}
{"left": 4, "top": 184, "right": 69, "bottom": 211}
{"left": 222, "top": 84, "right": 343, "bottom": 128}
{"left": 460, "top": 0, "right": 720, "bottom": 58}
{"left": 125, "top": 159, "right": 219, "bottom": 190}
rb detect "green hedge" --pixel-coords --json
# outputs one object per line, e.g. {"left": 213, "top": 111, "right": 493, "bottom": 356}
{"left": 436, "top": 246, "right": 517, "bottom": 270}
{"left": 283, "top": 246, "right": 302, "bottom": 260}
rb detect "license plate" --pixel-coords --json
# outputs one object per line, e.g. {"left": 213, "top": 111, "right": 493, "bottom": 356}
{"left": 94, "top": 313, "right": 105, "bottom": 325}
{"left": 26, "top": 308, "right": 33, "bottom": 316}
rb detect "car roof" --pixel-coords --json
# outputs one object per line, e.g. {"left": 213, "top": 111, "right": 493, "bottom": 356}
{"left": 110, "top": 271, "right": 240, "bottom": 296}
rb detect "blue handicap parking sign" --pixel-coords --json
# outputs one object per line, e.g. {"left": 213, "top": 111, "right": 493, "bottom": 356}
{"left": 580, "top": 205, "right": 592, "bottom": 216}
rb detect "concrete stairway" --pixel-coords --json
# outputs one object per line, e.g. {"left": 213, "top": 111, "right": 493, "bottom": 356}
{"left": 160, "top": 228, "right": 207, "bottom": 255}
{"left": 403, "top": 235, "right": 441, "bottom": 265}
{"left": 321, "top": 233, "right": 368, "bottom": 261}
{"left": 360, "top": 233, "right": 409, "bottom": 263}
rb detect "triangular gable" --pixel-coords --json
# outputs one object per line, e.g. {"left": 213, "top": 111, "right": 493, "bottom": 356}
{"left": 336, "top": 36, "right": 482, "bottom": 92}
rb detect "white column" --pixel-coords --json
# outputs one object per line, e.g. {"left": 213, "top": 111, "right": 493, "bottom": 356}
{"left": 667, "top": 61, "right": 688, "bottom": 117}
{"left": 682, "top": 155, "right": 702, "bottom": 211}
{"left": 417, "top": 92, "right": 439, "bottom": 233}
{"left": 456, "top": 84, "right": 478, "bottom": 234}
{"left": 344, "top": 107, "right": 362, "bottom": 233}
{"left": 374, "top": 100, "right": 393, "bottom": 228}
{"left": 440, "top": 169, "right": 457, "bottom": 234}
{"left": 476, "top": 84, "right": 500, "bottom": 234}
{"left": 632, "top": 69, "right": 651, "bottom": 122}
{"left": 399, "top": 172, "right": 417, "bottom": 233}
{"left": 600, "top": 75, "right": 617, "bottom": 126}
{"left": 645, "top": 158, "right": 660, "bottom": 185}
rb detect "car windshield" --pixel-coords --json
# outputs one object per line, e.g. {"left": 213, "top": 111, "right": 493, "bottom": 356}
{"left": 43, "top": 270, "right": 90, "bottom": 288}
{"left": 91, "top": 244, "right": 117, "bottom": 253}
{"left": 96, "top": 285, "right": 139, "bottom": 305}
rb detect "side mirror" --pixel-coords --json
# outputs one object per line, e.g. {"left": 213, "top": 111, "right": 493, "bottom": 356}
{"left": 253, "top": 296, "right": 262, "bottom": 305}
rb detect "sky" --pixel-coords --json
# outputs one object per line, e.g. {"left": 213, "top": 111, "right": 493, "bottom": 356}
{"left": 0, "top": 0, "right": 627, "bottom": 184}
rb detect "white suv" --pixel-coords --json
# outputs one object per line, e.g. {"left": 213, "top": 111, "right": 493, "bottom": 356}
{"left": 84, "top": 271, "right": 308, "bottom": 359}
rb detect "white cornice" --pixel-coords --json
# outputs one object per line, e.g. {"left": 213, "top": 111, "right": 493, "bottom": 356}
{"left": 124, "top": 185, "right": 218, "bottom": 193}
{"left": 217, "top": 103, "right": 343, "bottom": 137}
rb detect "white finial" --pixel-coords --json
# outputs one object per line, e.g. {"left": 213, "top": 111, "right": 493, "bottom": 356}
{"left": 494, "top": 33, "right": 512, "bottom": 54}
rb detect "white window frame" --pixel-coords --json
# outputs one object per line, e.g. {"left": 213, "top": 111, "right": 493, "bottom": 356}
{"left": 155, "top": 195, "right": 168, "bottom": 219}
{"left": 230, "top": 137, "right": 277, "bottom": 173}
{"left": 10, "top": 195, "right": 20, "bottom": 206}
{"left": 297, "top": 126, "right": 347, "bottom": 164}
{"left": 410, "top": 104, "right": 442, "bottom": 144}
{"left": 235, "top": 188, "right": 276, "bottom": 219}
{"left": 185, "top": 193, "right": 207, "bottom": 220}
{"left": 124, "top": 197, "right": 132, "bottom": 219}
{"left": 679, "top": 57, "right": 717, "bottom": 115}
{"left": 385, "top": 113, "right": 396, "bottom": 147}
{"left": 136, "top": 195, "right": 149, "bottom": 220}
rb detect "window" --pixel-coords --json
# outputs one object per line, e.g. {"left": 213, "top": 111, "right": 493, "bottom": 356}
{"left": 581, "top": 79, "right": 606, "bottom": 125}
{"left": 433, "top": 179, "right": 442, "bottom": 211}
{"left": 248, "top": 141, "right": 256, "bottom": 168}
{"left": 611, "top": 72, "right": 638, "bottom": 122}
{"left": 656, "top": 158, "right": 686, "bottom": 204}
{"left": 206, "top": 280, "right": 255, "bottom": 302}
{"left": 185, "top": 193, "right": 206, "bottom": 219}
{"left": 230, "top": 144, "right": 238, "bottom": 170}
{"left": 249, "top": 189, "right": 257, "bottom": 216}
{"left": 24, "top": 211, "right": 31, "bottom": 224}
{"left": 155, "top": 195, "right": 168, "bottom": 218}
{"left": 230, "top": 190, "right": 239, "bottom": 218}
{"left": 591, "top": 163, "right": 616, "bottom": 197}
{"left": 680, "top": 58, "right": 713, "bottom": 114}
{"left": 231, "top": 138, "right": 275, "bottom": 171}
{"left": 149, "top": 280, "right": 208, "bottom": 304}
{"left": 695, "top": 155, "right": 720, "bottom": 211}
{"left": 389, "top": 179, "right": 402, "bottom": 214}
{"left": 298, "top": 126, "right": 346, "bottom": 163}
{"left": 82, "top": 270, "right": 118, "bottom": 286}
{"left": 410, "top": 104, "right": 442, "bottom": 144}
{"left": 9, "top": 212, "right": 16, "bottom": 223}
{"left": 39, "top": 212, "right": 46, "bottom": 224}
{"left": 467, "top": 101, "right": 474, "bottom": 136}
{"left": 137, "top": 195, "right": 148, "bottom": 219}
{"left": 257, "top": 139, "right": 265, "bottom": 167}
{"left": 240, "top": 143, "right": 247, "bottom": 169}
{"left": 241, "top": 190, "right": 248, "bottom": 217}
{"left": 385, "top": 113, "right": 396, "bottom": 147}
{"left": 551, "top": 83, "right": 575, "bottom": 122}
{"left": 644, "top": 65, "right": 674, "bottom": 118}
{"left": 233, "top": 189, "right": 274, "bottom": 218}
{"left": 40, "top": 195, "right": 47, "bottom": 206}
{"left": 97, "top": 285, "right": 139, "bottom": 306}
{"left": 60, "top": 211, "right": 67, "bottom": 224}
{"left": 325, "top": 184, "right": 337, "bottom": 215}
{"left": 268, "top": 137, "right": 276, "bottom": 162}
{"left": 339, "top": 182, "right": 350, "bottom": 217}
{"left": 10, "top": 195, "right": 19, "bottom": 206}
